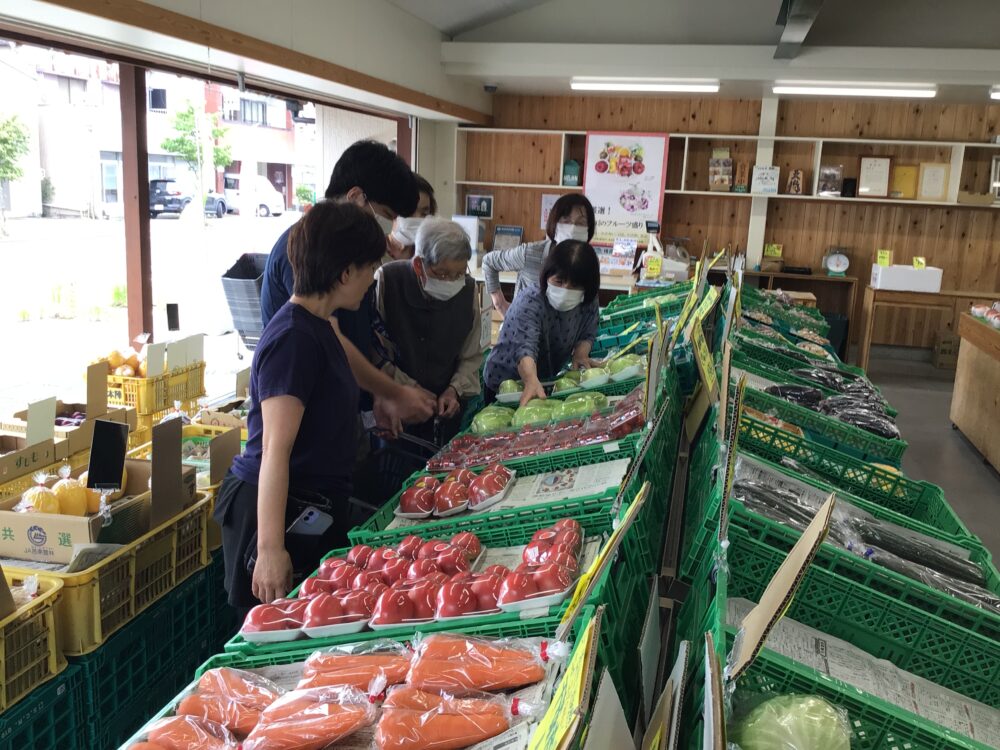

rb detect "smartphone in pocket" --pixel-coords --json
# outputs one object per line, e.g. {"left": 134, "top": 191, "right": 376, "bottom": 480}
{"left": 244, "top": 506, "right": 334, "bottom": 575}
{"left": 287, "top": 506, "right": 334, "bottom": 537}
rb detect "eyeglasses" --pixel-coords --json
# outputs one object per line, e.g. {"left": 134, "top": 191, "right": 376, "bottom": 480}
{"left": 425, "top": 266, "right": 466, "bottom": 282}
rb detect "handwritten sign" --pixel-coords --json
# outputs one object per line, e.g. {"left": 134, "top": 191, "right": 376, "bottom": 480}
{"left": 876, "top": 249, "right": 893, "bottom": 267}
{"left": 912, "top": 256, "right": 927, "bottom": 270}
{"left": 691, "top": 325, "right": 718, "bottom": 399}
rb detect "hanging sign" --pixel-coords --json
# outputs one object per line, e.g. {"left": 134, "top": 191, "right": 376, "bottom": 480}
{"left": 584, "top": 132, "right": 669, "bottom": 246}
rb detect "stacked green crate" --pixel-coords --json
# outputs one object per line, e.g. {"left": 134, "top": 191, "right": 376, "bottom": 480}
{"left": 0, "top": 665, "right": 86, "bottom": 750}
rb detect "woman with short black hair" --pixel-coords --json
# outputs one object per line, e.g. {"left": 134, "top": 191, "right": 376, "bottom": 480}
{"left": 482, "top": 193, "right": 596, "bottom": 315}
{"left": 216, "top": 201, "right": 387, "bottom": 612}
{"left": 483, "top": 239, "right": 601, "bottom": 405}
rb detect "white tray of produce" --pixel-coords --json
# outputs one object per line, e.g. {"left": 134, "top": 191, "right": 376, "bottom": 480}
{"left": 240, "top": 627, "right": 303, "bottom": 644}
{"left": 302, "top": 618, "right": 369, "bottom": 639}
{"left": 468, "top": 468, "right": 517, "bottom": 513}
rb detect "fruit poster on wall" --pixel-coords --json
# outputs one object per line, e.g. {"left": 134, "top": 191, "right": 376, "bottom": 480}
{"left": 584, "top": 132, "right": 668, "bottom": 246}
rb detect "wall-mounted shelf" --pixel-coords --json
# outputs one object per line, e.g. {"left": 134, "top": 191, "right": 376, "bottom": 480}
{"left": 664, "top": 188, "right": 1000, "bottom": 210}
{"left": 456, "top": 180, "right": 583, "bottom": 191}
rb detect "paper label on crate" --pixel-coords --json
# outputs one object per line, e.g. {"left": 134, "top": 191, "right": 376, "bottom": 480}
{"left": 146, "top": 342, "right": 166, "bottom": 377}
{"left": 254, "top": 663, "right": 308, "bottom": 691}
{"left": 63, "top": 543, "right": 123, "bottom": 573}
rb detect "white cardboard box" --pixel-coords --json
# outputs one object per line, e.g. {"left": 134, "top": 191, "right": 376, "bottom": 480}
{"left": 870, "top": 264, "right": 943, "bottom": 293}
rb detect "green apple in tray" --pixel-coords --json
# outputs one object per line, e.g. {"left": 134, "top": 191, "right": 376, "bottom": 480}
{"left": 496, "top": 378, "right": 524, "bottom": 404}
{"left": 608, "top": 353, "right": 646, "bottom": 382}
{"left": 579, "top": 366, "right": 610, "bottom": 388}
{"left": 471, "top": 405, "right": 514, "bottom": 434}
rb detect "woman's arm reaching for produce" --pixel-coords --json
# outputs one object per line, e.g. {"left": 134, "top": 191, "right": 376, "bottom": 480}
{"left": 517, "top": 357, "right": 546, "bottom": 405}
{"left": 571, "top": 340, "right": 597, "bottom": 370}
{"left": 254, "top": 394, "right": 304, "bottom": 603}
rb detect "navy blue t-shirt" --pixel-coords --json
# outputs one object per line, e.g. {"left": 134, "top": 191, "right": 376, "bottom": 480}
{"left": 232, "top": 302, "right": 359, "bottom": 496}
{"left": 261, "top": 227, "right": 377, "bottom": 408}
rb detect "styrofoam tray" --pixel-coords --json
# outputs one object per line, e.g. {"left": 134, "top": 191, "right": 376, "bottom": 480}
{"left": 302, "top": 619, "right": 369, "bottom": 639}
{"left": 496, "top": 391, "right": 523, "bottom": 404}
{"left": 579, "top": 373, "right": 610, "bottom": 388}
{"left": 498, "top": 585, "right": 573, "bottom": 613}
{"left": 609, "top": 364, "right": 643, "bottom": 382}
{"left": 240, "top": 627, "right": 303, "bottom": 644}
{"left": 467, "top": 469, "right": 517, "bottom": 512}
{"left": 369, "top": 617, "right": 435, "bottom": 631}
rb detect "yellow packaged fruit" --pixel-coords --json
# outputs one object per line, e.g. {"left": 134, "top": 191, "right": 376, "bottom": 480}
{"left": 84, "top": 486, "right": 102, "bottom": 514}
{"left": 123, "top": 347, "right": 141, "bottom": 371}
{"left": 114, "top": 364, "right": 135, "bottom": 377}
{"left": 107, "top": 350, "right": 125, "bottom": 370}
{"left": 20, "top": 472, "right": 60, "bottom": 514}
{"left": 52, "top": 465, "right": 88, "bottom": 516}
{"left": 137, "top": 359, "right": 148, "bottom": 378}
{"left": 79, "top": 467, "right": 128, "bottom": 501}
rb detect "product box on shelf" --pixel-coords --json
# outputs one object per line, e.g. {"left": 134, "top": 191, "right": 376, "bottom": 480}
{"left": 870, "top": 263, "right": 944, "bottom": 293}
{"left": 0, "top": 435, "right": 59, "bottom": 488}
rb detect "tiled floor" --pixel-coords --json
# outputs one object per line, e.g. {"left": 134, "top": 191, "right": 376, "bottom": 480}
{"left": 867, "top": 354, "right": 1000, "bottom": 557}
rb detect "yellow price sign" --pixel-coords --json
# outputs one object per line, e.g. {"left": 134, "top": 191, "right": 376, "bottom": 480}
{"left": 763, "top": 243, "right": 783, "bottom": 258}
{"left": 692, "top": 285, "right": 721, "bottom": 324}
{"left": 912, "top": 256, "right": 927, "bottom": 270}
{"left": 876, "top": 249, "right": 892, "bottom": 267}
{"left": 645, "top": 254, "right": 663, "bottom": 279}
{"left": 692, "top": 324, "right": 718, "bottom": 397}
{"left": 669, "top": 287, "right": 699, "bottom": 350}
{"left": 528, "top": 617, "right": 597, "bottom": 750}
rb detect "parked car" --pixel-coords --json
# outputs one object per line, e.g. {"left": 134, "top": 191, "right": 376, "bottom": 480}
{"left": 222, "top": 174, "right": 285, "bottom": 217}
{"left": 149, "top": 178, "right": 228, "bottom": 218}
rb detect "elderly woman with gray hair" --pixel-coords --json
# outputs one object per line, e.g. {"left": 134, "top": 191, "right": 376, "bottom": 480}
{"left": 374, "top": 217, "right": 485, "bottom": 444}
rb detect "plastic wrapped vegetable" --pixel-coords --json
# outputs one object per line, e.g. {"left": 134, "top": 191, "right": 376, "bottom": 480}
{"left": 405, "top": 634, "right": 567, "bottom": 693}
{"left": 818, "top": 394, "right": 888, "bottom": 416}
{"left": 790, "top": 368, "right": 844, "bottom": 392}
{"left": 298, "top": 640, "right": 413, "bottom": 691}
{"left": 176, "top": 667, "right": 284, "bottom": 736}
{"left": 731, "top": 694, "right": 851, "bottom": 750}
{"left": 145, "top": 715, "right": 238, "bottom": 750}
{"left": 470, "top": 406, "right": 514, "bottom": 434}
{"left": 196, "top": 667, "right": 284, "bottom": 710}
{"left": 242, "top": 686, "right": 377, "bottom": 750}
{"left": 763, "top": 384, "right": 824, "bottom": 410}
{"left": 830, "top": 407, "right": 900, "bottom": 439}
{"left": 375, "top": 687, "right": 537, "bottom": 750}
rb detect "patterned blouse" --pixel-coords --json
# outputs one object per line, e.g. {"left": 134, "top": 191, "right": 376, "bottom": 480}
{"left": 483, "top": 284, "right": 599, "bottom": 391}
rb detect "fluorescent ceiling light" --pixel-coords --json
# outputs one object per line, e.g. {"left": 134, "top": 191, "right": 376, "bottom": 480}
{"left": 571, "top": 78, "right": 720, "bottom": 93}
{"left": 991, "top": 86, "right": 1000, "bottom": 100}
{"left": 773, "top": 81, "right": 936, "bottom": 98}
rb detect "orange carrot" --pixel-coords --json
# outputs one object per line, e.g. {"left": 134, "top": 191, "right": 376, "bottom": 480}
{"left": 406, "top": 656, "right": 544, "bottom": 693}
{"left": 243, "top": 702, "right": 373, "bottom": 750}
{"left": 197, "top": 667, "right": 281, "bottom": 710}
{"left": 382, "top": 687, "right": 506, "bottom": 718}
{"left": 302, "top": 653, "right": 412, "bottom": 679}
{"left": 176, "top": 694, "right": 261, "bottom": 738}
{"left": 146, "top": 716, "right": 234, "bottom": 750}
{"left": 375, "top": 708, "right": 509, "bottom": 750}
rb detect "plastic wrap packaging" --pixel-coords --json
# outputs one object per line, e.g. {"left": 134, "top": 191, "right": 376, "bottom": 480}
{"left": 176, "top": 668, "right": 284, "bottom": 736}
{"left": 763, "top": 384, "right": 824, "bottom": 410}
{"left": 727, "top": 598, "right": 1000, "bottom": 743}
{"left": 242, "top": 685, "right": 377, "bottom": 750}
{"left": 299, "top": 640, "right": 413, "bottom": 691}
{"left": 731, "top": 461, "right": 1000, "bottom": 612}
{"left": 818, "top": 394, "right": 888, "bottom": 416}
{"left": 789, "top": 367, "right": 845, "bottom": 392}
{"left": 825, "top": 407, "right": 900, "bottom": 439}
{"left": 375, "top": 686, "right": 539, "bottom": 750}
{"left": 143, "top": 715, "right": 239, "bottom": 750}
{"left": 728, "top": 693, "right": 851, "bottom": 750}
{"left": 406, "top": 634, "right": 568, "bottom": 693}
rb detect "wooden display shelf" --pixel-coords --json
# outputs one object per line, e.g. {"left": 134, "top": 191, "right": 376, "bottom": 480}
{"left": 950, "top": 314, "right": 1000, "bottom": 471}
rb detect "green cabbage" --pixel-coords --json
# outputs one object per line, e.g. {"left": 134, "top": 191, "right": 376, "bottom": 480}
{"left": 733, "top": 695, "right": 850, "bottom": 750}
{"left": 552, "top": 377, "right": 579, "bottom": 393}
{"left": 471, "top": 406, "right": 514, "bottom": 433}
{"left": 608, "top": 353, "right": 644, "bottom": 375}
{"left": 498, "top": 379, "right": 522, "bottom": 394}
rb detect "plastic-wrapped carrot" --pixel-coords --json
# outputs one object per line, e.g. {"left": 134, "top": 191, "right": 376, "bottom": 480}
{"left": 196, "top": 667, "right": 283, "bottom": 710}
{"left": 176, "top": 694, "right": 261, "bottom": 738}
{"left": 382, "top": 686, "right": 508, "bottom": 717}
{"left": 242, "top": 686, "right": 377, "bottom": 750}
{"left": 128, "top": 744, "right": 169, "bottom": 750}
{"left": 145, "top": 716, "right": 237, "bottom": 750}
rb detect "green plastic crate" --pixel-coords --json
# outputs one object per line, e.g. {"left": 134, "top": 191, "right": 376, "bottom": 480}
{"left": 603, "top": 280, "right": 693, "bottom": 312}
{"left": 738, "top": 416, "right": 975, "bottom": 541}
{"left": 599, "top": 294, "right": 687, "bottom": 328}
{"left": 732, "top": 332, "right": 867, "bottom": 378}
{"left": 72, "top": 567, "right": 215, "bottom": 750}
{"left": 739, "top": 386, "right": 907, "bottom": 465}
{"left": 0, "top": 665, "right": 85, "bottom": 750}
{"left": 206, "top": 549, "right": 240, "bottom": 650}
{"left": 741, "top": 297, "right": 830, "bottom": 336}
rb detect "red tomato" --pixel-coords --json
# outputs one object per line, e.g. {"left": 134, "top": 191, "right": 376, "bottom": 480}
{"left": 417, "top": 541, "right": 452, "bottom": 560}
{"left": 317, "top": 557, "right": 349, "bottom": 580}
{"left": 482, "top": 564, "right": 510, "bottom": 579}
{"left": 553, "top": 529, "right": 582, "bottom": 553}
{"left": 424, "top": 572, "right": 450, "bottom": 585}
{"left": 380, "top": 557, "right": 409, "bottom": 584}
{"left": 299, "top": 576, "right": 341, "bottom": 598}
{"left": 434, "top": 482, "right": 469, "bottom": 514}
{"left": 544, "top": 543, "right": 578, "bottom": 564}
{"left": 371, "top": 589, "right": 414, "bottom": 626}
{"left": 553, "top": 518, "right": 582, "bottom": 535}
{"left": 449, "top": 532, "right": 483, "bottom": 561}
{"left": 303, "top": 594, "right": 345, "bottom": 628}
{"left": 530, "top": 529, "right": 559, "bottom": 544}
{"left": 497, "top": 572, "right": 539, "bottom": 605}
{"left": 436, "top": 582, "right": 478, "bottom": 618}
{"left": 522, "top": 540, "right": 552, "bottom": 565}
{"left": 403, "top": 579, "right": 439, "bottom": 620}
{"left": 365, "top": 581, "right": 389, "bottom": 599}
{"left": 531, "top": 563, "right": 573, "bottom": 595}
{"left": 243, "top": 603, "right": 300, "bottom": 632}
{"left": 399, "top": 486, "right": 435, "bottom": 515}
{"left": 413, "top": 475, "right": 440, "bottom": 490}
{"left": 485, "top": 463, "right": 512, "bottom": 480}
{"left": 435, "top": 546, "right": 470, "bottom": 575}
{"left": 468, "top": 472, "right": 507, "bottom": 506}
{"left": 450, "top": 571, "right": 474, "bottom": 583}
{"left": 352, "top": 570, "right": 384, "bottom": 591}
{"left": 445, "top": 468, "right": 475, "bottom": 485}
{"left": 396, "top": 535, "right": 424, "bottom": 560}
{"left": 367, "top": 547, "right": 399, "bottom": 571}
{"left": 407, "top": 559, "right": 441, "bottom": 580}
{"left": 547, "top": 550, "right": 579, "bottom": 573}
{"left": 347, "top": 544, "right": 374, "bottom": 568}
{"left": 514, "top": 562, "right": 538, "bottom": 575}
{"left": 326, "top": 563, "right": 361, "bottom": 591}
{"left": 339, "top": 590, "right": 376, "bottom": 620}
{"left": 469, "top": 573, "right": 503, "bottom": 613}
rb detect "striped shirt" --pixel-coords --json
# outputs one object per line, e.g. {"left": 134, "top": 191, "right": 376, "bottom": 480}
{"left": 481, "top": 239, "right": 552, "bottom": 298}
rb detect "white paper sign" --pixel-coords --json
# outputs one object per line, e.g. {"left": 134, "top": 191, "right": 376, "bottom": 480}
{"left": 186, "top": 334, "right": 205, "bottom": 364}
{"left": 26, "top": 397, "right": 57, "bottom": 447}
{"left": 584, "top": 132, "right": 668, "bottom": 246}
{"left": 146, "top": 342, "right": 166, "bottom": 378}
{"left": 540, "top": 193, "right": 561, "bottom": 230}
{"left": 166, "top": 339, "right": 186, "bottom": 370}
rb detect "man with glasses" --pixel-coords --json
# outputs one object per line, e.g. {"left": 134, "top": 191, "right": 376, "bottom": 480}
{"left": 374, "top": 217, "right": 484, "bottom": 448}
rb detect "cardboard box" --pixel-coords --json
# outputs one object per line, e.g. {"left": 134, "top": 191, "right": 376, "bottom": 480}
{"left": 0, "top": 419, "right": 196, "bottom": 564}
{"left": 0, "top": 436, "right": 60, "bottom": 489}
{"left": 870, "top": 264, "right": 944, "bottom": 293}
{"left": 932, "top": 330, "right": 960, "bottom": 369}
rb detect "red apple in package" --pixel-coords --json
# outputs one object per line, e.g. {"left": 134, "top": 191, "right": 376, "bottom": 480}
{"left": 399, "top": 486, "right": 434, "bottom": 515}
{"left": 436, "top": 582, "right": 479, "bottom": 618}
{"left": 553, "top": 518, "right": 582, "bottom": 535}
{"left": 367, "top": 547, "right": 399, "bottom": 571}
{"left": 434, "top": 482, "right": 469, "bottom": 514}
{"left": 413, "top": 475, "right": 440, "bottom": 490}
{"left": 482, "top": 564, "right": 510, "bottom": 580}
{"left": 497, "top": 572, "right": 539, "bottom": 605}
{"left": 553, "top": 529, "right": 582, "bottom": 553}
{"left": 450, "top": 532, "right": 482, "bottom": 561}
{"left": 317, "top": 557, "right": 348, "bottom": 580}
{"left": 396, "top": 535, "right": 424, "bottom": 560}
{"left": 346, "top": 544, "right": 373, "bottom": 568}
{"left": 417, "top": 540, "right": 452, "bottom": 560}
{"left": 371, "top": 589, "right": 415, "bottom": 626}
{"left": 468, "top": 471, "right": 507, "bottom": 506}
{"left": 326, "top": 563, "right": 361, "bottom": 591}
{"left": 380, "top": 557, "right": 409, "bottom": 585}
{"left": 522, "top": 540, "right": 551, "bottom": 565}
{"left": 485, "top": 463, "right": 512, "bottom": 481}
{"left": 298, "top": 576, "right": 342, "bottom": 598}
{"left": 435, "top": 546, "right": 470, "bottom": 575}
{"left": 351, "top": 570, "right": 384, "bottom": 591}
{"left": 407, "top": 559, "right": 441, "bottom": 580}
{"left": 340, "top": 590, "right": 376, "bottom": 621}
{"left": 401, "top": 579, "right": 439, "bottom": 620}
{"left": 444, "top": 468, "right": 475, "bottom": 485}
{"left": 303, "top": 593, "right": 346, "bottom": 628}
{"left": 531, "top": 562, "right": 573, "bottom": 595}
{"left": 469, "top": 573, "right": 503, "bottom": 613}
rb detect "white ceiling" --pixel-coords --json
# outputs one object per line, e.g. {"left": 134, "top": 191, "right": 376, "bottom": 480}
{"left": 384, "top": 0, "right": 550, "bottom": 37}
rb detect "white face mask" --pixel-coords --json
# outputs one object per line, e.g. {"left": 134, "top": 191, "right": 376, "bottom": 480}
{"left": 367, "top": 201, "right": 395, "bottom": 235}
{"left": 392, "top": 216, "right": 424, "bottom": 246}
{"left": 546, "top": 284, "right": 584, "bottom": 311}
{"left": 553, "top": 222, "right": 589, "bottom": 244}
{"left": 422, "top": 274, "right": 465, "bottom": 301}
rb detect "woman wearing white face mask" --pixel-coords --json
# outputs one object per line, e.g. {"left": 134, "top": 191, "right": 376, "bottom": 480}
{"left": 482, "top": 194, "right": 595, "bottom": 317}
{"left": 483, "top": 240, "right": 601, "bottom": 406}
{"left": 386, "top": 175, "right": 437, "bottom": 262}
{"left": 375, "top": 217, "right": 485, "bottom": 445}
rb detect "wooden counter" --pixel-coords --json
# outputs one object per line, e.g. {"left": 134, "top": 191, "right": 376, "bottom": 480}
{"left": 950, "top": 313, "right": 1000, "bottom": 471}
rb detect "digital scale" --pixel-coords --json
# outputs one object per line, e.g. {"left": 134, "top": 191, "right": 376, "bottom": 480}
{"left": 822, "top": 246, "right": 850, "bottom": 277}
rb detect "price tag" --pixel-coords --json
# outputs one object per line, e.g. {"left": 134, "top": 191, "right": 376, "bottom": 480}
{"left": 912, "top": 256, "right": 926, "bottom": 270}
{"left": 645, "top": 254, "right": 662, "bottom": 279}
{"left": 669, "top": 285, "right": 699, "bottom": 350}
{"left": 691, "top": 285, "right": 721, "bottom": 324}
{"left": 876, "top": 249, "right": 892, "bottom": 267}
{"left": 763, "top": 243, "right": 783, "bottom": 258}
{"left": 691, "top": 324, "right": 718, "bottom": 398}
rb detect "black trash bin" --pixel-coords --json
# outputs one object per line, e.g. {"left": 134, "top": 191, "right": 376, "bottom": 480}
{"left": 823, "top": 312, "right": 849, "bottom": 361}
{"left": 222, "top": 253, "right": 268, "bottom": 352}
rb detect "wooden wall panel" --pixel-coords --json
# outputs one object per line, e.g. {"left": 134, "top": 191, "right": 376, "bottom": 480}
{"left": 772, "top": 141, "right": 817, "bottom": 193}
{"left": 960, "top": 146, "right": 996, "bottom": 194}
{"left": 463, "top": 131, "right": 563, "bottom": 184}
{"left": 684, "top": 138, "right": 758, "bottom": 192}
{"left": 662, "top": 195, "right": 750, "bottom": 253}
{"left": 777, "top": 100, "right": 1000, "bottom": 141}
{"left": 492, "top": 95, "right": 762, "bottom": 134}
{"left": 459, "top": 184, "right": 577, "bottom": 248}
